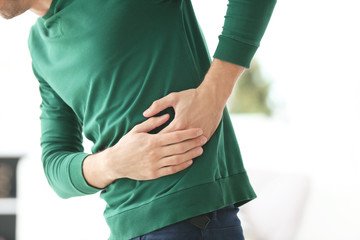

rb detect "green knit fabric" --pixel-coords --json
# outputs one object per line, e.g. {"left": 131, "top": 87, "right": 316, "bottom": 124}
{"left": 28, "top": 0, "right": 276, "bottom": 239}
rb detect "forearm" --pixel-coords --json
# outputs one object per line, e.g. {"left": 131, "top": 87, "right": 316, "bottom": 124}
{"left": 198, "top": 58, "right": 245, "bottom": 109}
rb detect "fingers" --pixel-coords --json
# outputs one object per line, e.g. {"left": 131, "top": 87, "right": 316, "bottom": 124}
{"left": 158, "top": 128, "right": 204, "bottom": 146}
{"left": 160, "top": 146, "right": 203, "bottom": 167}
{"left": 156, "top": 160, "right": 193, "bottom": 178}
{"left": 143, "top": 93, "right": 176, "bottom": 117}
{"left": 160, "top": 135, "right": 207, "bottom": 156}
{"left": 131, "top": 114, "right": 169, "bottom": 133}
{"left": 156, "top": 147, "right": 203, "bottom": 177}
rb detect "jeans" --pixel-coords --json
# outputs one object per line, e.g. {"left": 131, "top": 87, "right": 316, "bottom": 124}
{"left": 131, "top": 205, "right": 245, "bottom": 240}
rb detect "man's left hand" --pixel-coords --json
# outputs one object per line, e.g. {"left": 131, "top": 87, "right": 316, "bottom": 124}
{"left": 143, "top": 58, "right": 246, "bottom": 141}
{"left": 143, "top": 86, "right": 224, "bottom": 140}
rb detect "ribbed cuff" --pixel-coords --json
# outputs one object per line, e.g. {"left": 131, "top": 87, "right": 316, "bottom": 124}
{"left": 69, "top": 153, "right": 102, "bottom": 195}
{"left": 213, "top": 35, "right": 258, "bottom": 68}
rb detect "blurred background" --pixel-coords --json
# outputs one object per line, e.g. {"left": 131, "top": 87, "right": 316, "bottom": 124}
{"left": 1, "top": 0, "right": 360, "bottom": 239}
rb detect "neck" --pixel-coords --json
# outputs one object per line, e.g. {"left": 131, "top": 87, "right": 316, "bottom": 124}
{"left": 30, "top": 0, "right": 53, "bottom": 16}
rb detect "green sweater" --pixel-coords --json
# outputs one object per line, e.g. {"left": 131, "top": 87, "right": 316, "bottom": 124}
{"left": 28, "top": 0, "right": 276, "bottom": 239}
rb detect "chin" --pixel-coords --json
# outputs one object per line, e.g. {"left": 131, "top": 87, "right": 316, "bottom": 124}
{"left": 0, "top": 13, "right": 14, "bottom": 19}
{"left": 0, "top": 10, "right": 24, "bottom": 20}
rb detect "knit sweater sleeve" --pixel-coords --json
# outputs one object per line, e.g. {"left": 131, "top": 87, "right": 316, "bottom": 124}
{"left": 213, "top": 0, "right": 277, "bottom": 68}
{"left": 33, "top": 65, "right": 101, "bottom": 199}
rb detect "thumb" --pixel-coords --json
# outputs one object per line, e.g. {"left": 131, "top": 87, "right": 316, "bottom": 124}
{"left": 132, "top": 114, "right": 170, "bottom": 133}
{"left": 143, "top": 93, "right": 176, "bottom": 117}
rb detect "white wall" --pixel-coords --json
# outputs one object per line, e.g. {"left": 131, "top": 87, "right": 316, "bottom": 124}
{"left": 0, "top": 12, "right": 41, "bottom": 155}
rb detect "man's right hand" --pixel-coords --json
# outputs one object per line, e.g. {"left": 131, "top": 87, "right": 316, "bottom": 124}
{"left": 83, "top": 114, "right": 207, "bottom": 189}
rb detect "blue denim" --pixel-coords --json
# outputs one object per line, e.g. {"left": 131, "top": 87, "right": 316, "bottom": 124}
{"left": 131, "top": 205, "right": 245, "bottom": 240}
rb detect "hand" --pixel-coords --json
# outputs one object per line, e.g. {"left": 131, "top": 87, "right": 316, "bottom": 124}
{"left": 104, "top": 114, "right": 206, "bottom": 181}
{"left": 143, "top": 59, "right": 245, "bottom": 140}
{"left": 143, "top": 86, "right": 225, "bottom": 140}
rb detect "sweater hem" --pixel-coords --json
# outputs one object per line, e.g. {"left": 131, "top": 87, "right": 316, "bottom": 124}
{"left": 106, "top": 171, "right": 256, "bottom": 240}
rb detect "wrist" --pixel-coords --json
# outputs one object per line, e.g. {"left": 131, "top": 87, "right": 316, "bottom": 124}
{"left": 101, "top": 148, "right": 117, "bottom": 182}
{"left": 199, "top": 58, "right": 245, "bottom": 106}
{"left": 196, "top": 81, "right": 227, "bottom": 111}
{"left": 83, "top": 149, "right": 115, "bottom": 189}
{"left": 199, "top": 77, "right": 229, "bottom": 108}
{"left": 103, "top": 146, "right": 128, "bottom": 181}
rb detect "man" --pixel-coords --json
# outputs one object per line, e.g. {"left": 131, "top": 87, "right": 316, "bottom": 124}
{"left": 1, "top": 0, "right": 276, "bottom": 239}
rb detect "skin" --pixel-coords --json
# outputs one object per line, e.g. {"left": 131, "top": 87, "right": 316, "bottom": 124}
{"left": 1, "top": 0, "right": 246, "bottom": 188}
{"left": 0, "top": 0, "right": 51, "bottom": 19}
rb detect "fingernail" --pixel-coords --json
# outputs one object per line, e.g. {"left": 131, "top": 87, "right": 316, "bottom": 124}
{"left": 197, "top": 129, "right": 203, "bottom": 136}
{"left": 143, "top": 109, "right": 149, "bottom": 115}
{"left": 187, "top": 160, "right": 193, "bottom": 165}
{"left": 201, "top": 137, "right": 207, "bottom": 144}
{"left": 198, "top": 148, "right": 203, "bottom": 155}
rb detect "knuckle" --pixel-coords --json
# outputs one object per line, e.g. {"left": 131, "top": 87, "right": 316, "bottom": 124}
{"left": 172, "top": 155, "right": 182, "bottom": 164}
{"left": 168, "top": 92, "right": 176, "bottom": 100}
{"left": 151, "top": 101, "right": 159, "bottom": 108}
{"left": 150, "top": 137, "right": 159, "bottom": 146}
{"left": 175, "top": 121, "right": 186, "bottom": 130}
{"left": 175, "top": 144, "right": 186, "bottom": 153}
{"left": 148, "top": 150, "right": 158, "bottom": 159}
{"left": 146, "top": 139, "right": 156, "bottom": 148}
{"left": 172, "top": 133, "right": 182, "bottom": 142}
{"left": 132, "top": 125, "right": 139, "bottom": 132}
{"left": 148, "top": 150, "right": 155, "bottom": 157}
